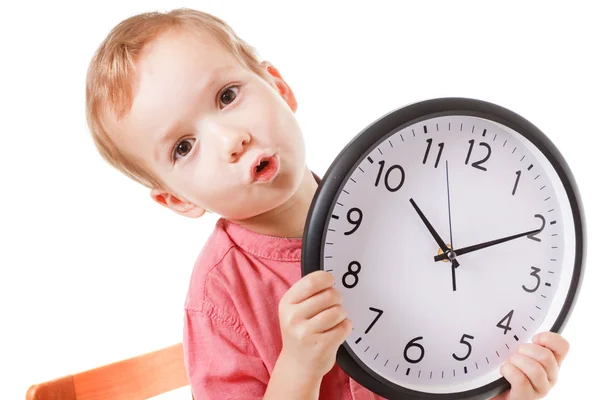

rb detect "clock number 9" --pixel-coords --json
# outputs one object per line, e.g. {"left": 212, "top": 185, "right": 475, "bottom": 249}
{"left": 375, "top": 160, "right": 405, "bottom": 192}
{"left": 452, "top": 334, "right": 475, "bottom": 361}
{"left": 344, "top": 207, "right": 363, "bottom": 235}
{"left": 342, "top": 261, "right": 361, "bottom": 289}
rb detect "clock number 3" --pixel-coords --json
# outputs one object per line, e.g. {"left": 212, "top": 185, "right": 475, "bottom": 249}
{"left": 452, "top": 334, "right": 475, "bottom": 361}
{"left": 522, "top": 266, "right": 542, "bottom": 293}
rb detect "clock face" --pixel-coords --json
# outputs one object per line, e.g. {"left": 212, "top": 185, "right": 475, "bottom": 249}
{"left": 303, "top": 100, "right": 584, "bottom": 398}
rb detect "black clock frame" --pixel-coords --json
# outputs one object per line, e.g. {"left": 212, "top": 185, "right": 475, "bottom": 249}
{"left": 301, "top": 97, "right": 586, "bottom": 399}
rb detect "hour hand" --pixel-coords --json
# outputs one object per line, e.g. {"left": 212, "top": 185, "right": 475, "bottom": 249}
{"left": 410, "top": 198, "right": 458, "bottom": 265}
{"left": 434, "top": 228, "right": 540, "bottom": 261}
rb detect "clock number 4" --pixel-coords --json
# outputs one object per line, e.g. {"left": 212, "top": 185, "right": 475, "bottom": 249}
{"left": 452, "top": 334, "right": 475, "bottom": 361}
{"left": 497, "top": 309, "right": 514, "bottom": 334}
{"left": 465, "top": 140, "right": 492, "bottom": 171}
{"left": 375, "top": 160, "right": 405, "bottom": 192}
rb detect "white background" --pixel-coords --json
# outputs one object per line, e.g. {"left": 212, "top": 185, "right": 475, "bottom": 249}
{"left": 1, "top": 1, "right": 597, "bottom": 399}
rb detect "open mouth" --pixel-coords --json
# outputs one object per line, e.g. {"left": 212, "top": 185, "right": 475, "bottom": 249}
{"left": 252, "top": 156, "right": 279, "bottom": 182}
{"left": 255, "top": 160, "right": 269, "bottom": 173}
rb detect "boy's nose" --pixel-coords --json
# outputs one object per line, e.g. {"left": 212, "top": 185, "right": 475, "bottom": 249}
{"left": 221, "top": 127, "right": 252, "bottom": 163}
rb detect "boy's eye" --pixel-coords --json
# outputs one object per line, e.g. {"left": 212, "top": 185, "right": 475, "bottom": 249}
{"left": 173, "top": 138, "right": 196, "bottom": 162}
{"left": 219, "top": 86, "right": 239, "bottom": 107}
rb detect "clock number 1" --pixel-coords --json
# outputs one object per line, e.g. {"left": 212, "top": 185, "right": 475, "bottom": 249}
{"left": 452, "top": 334, "right": 475, "bottom": 361}
{"left": 375, "top": 160, "right": 405, "bottom": 192}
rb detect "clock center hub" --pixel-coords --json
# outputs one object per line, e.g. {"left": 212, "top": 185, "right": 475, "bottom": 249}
{"left": 438, "top": 245, "right": 457, "bottom": 261}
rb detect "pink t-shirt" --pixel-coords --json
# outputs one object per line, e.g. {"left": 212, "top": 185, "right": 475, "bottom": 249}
{"left": 183, "top": 217, "right": 386, "bottom": 399}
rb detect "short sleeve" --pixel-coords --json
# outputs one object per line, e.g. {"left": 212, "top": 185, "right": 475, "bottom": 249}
{"left": 183, "top": 302, "right": 270, "bottom": 400}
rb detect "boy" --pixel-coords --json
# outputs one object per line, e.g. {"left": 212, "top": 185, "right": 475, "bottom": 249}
{"left": 85, "top": 8, "right": 569, "bottom": 399}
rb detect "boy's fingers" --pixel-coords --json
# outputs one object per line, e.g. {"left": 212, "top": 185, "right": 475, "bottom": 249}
{"left": 507, "top": 353, "right": 551, "bottom": 395}
{"left": 297, "top": 288, "right": 342, "bottom": 319}
{"left": 283, "top": 271, "right": 334, "bottom": 304}
{"left": 533, "top": 332, "right": 570, "bottom": 367}
{"left": 517, "top": 343, "right": 559, "bottom": 384}
{"left": 500, "top": 363, "right": 535, "bottom": 400}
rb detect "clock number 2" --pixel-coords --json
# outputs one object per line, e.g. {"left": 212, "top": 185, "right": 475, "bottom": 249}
{"left": 342, "top": 261, "right": 361, "bottom": 289}
{"left": 527, "top": 214, "right": 546, "bottom": 242}
{"left": 375, "top": 160, "right": 405, "bottom": 192}
{"left": 465, "top": 140, "right": 492, "bottom": 171}
{"left": 452, "top": 334, "right": 475, "bottom": 361}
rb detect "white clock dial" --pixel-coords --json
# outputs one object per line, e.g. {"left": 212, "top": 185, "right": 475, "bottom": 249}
{"left": 322, "top": 115, "right": 576, "bottom": 394}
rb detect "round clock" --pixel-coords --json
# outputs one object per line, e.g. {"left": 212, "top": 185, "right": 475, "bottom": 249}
{"left": 301, "top": 97, "right": 586, "bottom": 399}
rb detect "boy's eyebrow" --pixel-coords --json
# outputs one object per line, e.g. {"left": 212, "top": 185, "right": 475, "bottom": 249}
{"left": 153, "top": 66, "right": 234, "bottom": 163}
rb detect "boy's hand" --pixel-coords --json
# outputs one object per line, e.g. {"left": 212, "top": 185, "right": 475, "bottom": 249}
{"left": 278, "top": 271, "right": 352, "bottom": 380}
{"left": 492, "top": 332, "right": 569, "bottom": 400}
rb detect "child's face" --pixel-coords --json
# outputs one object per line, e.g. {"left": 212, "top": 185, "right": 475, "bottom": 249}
{"left": 106, "top": 28, "right": 306, "bottom": 220}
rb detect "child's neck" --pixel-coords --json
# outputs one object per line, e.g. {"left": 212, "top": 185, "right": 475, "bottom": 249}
{"left": 232, "top": 165, "right": 319, "bottom": 238}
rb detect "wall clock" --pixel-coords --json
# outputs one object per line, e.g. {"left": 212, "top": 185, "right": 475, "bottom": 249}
{"left": 302, "top": 97, "right": 586, "bottom": 399}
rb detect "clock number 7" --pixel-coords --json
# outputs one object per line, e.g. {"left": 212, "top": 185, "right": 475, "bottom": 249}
{"left": 365, "top": 307, "right": 383, "bottom": 334}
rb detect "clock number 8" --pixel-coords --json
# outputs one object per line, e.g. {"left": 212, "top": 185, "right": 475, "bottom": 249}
{"left": 342, "top": 261, "right": 361, "bottom": 289}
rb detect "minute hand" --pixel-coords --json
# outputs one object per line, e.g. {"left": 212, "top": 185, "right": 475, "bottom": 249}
{"left": 433, "top": 228, "right": 540, "bottom": 262}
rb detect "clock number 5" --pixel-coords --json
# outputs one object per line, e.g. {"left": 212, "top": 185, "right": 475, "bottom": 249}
{"left": 375, "top": 160, "right": 405, "bottom": 192}
{"left": 452, "top": 334, "right": 475, "bottom": 361}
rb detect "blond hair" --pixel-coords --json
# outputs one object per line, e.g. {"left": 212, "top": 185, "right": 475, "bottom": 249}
{"left": 85, "top": 8, "right": 271, "bottom": 189}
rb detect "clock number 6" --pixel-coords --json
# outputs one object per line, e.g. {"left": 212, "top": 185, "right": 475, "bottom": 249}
{"left": 404, "top": 336, "right": 425, "bottom": 364}
{"left": 342, "top": 261, "right": 361, "bottom": 289}
{"left": 452, "top": 334, "right": 475, "bottom": 361}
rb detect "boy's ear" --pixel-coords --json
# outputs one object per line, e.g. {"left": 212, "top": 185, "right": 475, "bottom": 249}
{"left": 261, "top": 61, "right": 298, "bottom": 112}
{"left": 150, "top": 188, "right": 206, "bottom": 218}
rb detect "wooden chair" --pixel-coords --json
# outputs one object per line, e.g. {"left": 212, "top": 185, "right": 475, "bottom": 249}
{"left": 26, "top": 343, "right": 190, "bottom": 400}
